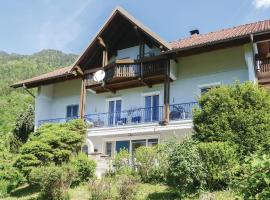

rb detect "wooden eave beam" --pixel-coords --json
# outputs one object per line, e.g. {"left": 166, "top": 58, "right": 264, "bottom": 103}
{"left": 98, "top": 37, "right": 106, "bottom": 48}
{"left": 74, "top": 65, "right": 84, "bottom": 76}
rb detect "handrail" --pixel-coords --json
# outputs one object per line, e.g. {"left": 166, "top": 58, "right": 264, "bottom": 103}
{"left": 38, "top": 102, "right": 198, "bottom": 128}
{"left": 257, "top": 57, "right": 270, "bottom": 73}
{"left": 85, "top": 58, "right": 167, "bottom": 86}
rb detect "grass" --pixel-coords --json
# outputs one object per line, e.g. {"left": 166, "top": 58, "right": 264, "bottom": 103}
{"left": 2, "top": 182, "right": 239, "bottom": 200}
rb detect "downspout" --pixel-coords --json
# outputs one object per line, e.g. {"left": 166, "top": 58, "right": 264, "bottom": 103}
{"left": 250, "top": 34, "right": 258, "bottom": 82}
{"left": 23, "top": 84, "right": 35, "bottom": 98}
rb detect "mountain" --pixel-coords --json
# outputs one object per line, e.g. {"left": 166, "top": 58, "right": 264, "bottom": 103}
{"left": 0, "top": 49, "right": 78, "bottom": 135}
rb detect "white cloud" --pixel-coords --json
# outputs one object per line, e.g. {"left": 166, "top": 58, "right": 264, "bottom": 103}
{"left": 37, "top": 0, "right": 94, "bottom": 52}
{"left": 253, "top": 0, "right": 270, "bottom": 8}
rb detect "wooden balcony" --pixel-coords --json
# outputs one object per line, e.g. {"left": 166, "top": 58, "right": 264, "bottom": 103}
{"left": 257, "top": 57, "right": 270, "bottom": 85}
{"left": 85, "top": 58, "right": 169, "bottom": 93}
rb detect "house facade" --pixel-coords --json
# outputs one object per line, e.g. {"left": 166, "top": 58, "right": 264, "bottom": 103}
{"left": 12, "top": 7, "right": 270, "bottom": 158}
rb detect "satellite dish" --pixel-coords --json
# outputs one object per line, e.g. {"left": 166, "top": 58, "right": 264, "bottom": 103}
{"left": 93, "top": 70, "right": 105, "bottom": 82}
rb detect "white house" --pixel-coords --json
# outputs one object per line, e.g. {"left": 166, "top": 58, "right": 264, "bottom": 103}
{"left": 11, "top": 7, "right": 270, "bottom": 158}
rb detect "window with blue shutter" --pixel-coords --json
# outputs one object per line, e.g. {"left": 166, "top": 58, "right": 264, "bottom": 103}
{"left": 66, "top": 105, "right": 79, "bottom": 120}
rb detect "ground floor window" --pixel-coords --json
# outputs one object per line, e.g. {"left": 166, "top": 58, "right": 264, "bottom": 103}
{"left": 105, "top": 138, "right": 158, "bottom": 157}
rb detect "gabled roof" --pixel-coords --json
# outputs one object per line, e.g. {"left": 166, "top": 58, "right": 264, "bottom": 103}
{"left": 169, "top": 19, "right": 270, "bottom": 51}
{"left": 70, "top": 6, "right": 171, "bottom": 72}
{"left": 10, "top": 8, "right": 270, "bottom": 89}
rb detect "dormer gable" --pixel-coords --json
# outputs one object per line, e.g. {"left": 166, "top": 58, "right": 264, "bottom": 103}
{"left": 71, "top": 6, "right": 171, "bottom": 72}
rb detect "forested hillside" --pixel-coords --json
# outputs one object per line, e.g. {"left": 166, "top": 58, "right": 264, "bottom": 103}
{"left": 0, "top": 49, "right": 77, "bottom": 135}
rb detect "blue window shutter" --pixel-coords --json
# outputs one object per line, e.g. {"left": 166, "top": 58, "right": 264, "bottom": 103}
{"left": 152, "top": 95, "right": 159, "bottom": 121}
{"left": 73, "top": 105, "right": 79, "bottom": 117}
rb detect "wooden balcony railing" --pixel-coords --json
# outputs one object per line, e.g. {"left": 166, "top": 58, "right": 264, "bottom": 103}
{"left": 106, "top": 62, "right": 140, "bottom": 82}
{"left": 257, "top": 57, "right": 270, "bottom": 81}
{"left": 85, "top": 59, "right": 168, "bottom": 88}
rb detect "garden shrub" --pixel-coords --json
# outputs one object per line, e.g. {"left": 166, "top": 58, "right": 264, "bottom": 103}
{"left": 70, "top": 152, "right": 96, "bottom": 186}
{"left": 134, "top": 145, "right": 168, "bottom": 183}
{"left": 14, "top": 119, "right": 86, "bottom": 176}
{"left": 0, "top": 151, "right": 25, "bottom": 196}
{"left": 233, "top": 154, "right": 270, "bottom": 200}
{"left": 88, "top": 178, "right": 112, "bottom": 200}
{"left": 166, "top": 138, "right": 206, "bottom": 195}
{"left": 198, "top": 141, "right": 238, "bottom": 190}
{"left": 117, "top": 175, "right": 138, "bottom": 200}
{"left": 29, "top": 164, "right": 76, "bottom": 200}
{"left": 193, "top": 82, "right": 270, "bottom": 158}
{"left": 113, "top": 149, "right": 132, "bottom": 175}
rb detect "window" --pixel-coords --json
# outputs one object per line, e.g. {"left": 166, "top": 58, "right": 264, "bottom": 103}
{"left": 66, "top": 105, "right": 79, "bottom": 119}
{"left": 148, "top": 138, "right": 158, "bottom": 147}
{"left": 199, "top": 82, "right": 221, "bottom": 95}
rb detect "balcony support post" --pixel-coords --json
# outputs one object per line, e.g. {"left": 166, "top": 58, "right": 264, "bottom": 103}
{"left": 79, "top": 76, "right": 86, "bottom": 119}
{"left": 163, "top": 59, "right": 170, "bottom": 125}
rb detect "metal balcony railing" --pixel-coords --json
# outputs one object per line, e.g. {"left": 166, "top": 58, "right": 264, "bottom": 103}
{"left": 37, "top": 102, "right": 198, "bottom": 128}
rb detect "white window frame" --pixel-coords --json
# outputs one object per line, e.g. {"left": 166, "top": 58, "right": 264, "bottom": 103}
{"left": 105, "top": 97, "right": 123, "bottom": 126}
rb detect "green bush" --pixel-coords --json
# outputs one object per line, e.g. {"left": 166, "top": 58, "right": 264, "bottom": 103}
{"left": 233, "top": 154, "right": 270, "bottom": 200}
{"left": 117, "top": 175, "right": 138, "bottom": 200}
{"left": 134, "top": 145, "right": 168, "bottom": 183}
{"left": 0, "top": 153, "right": 25, "bottom": 195}
{"left": 70, "top": 153, "right": 96, "bottom": 185}
{"left": 198, "top": 142, "right": 238, "bottom": 190}
{"left": 193, "top": 82, "right": 270, "bottom": 158}
{"left": 113, "top": 149, "right": 132, "bottom": 175}
{"left": 166, "top": 138, "right": 206, "bottom": 195}
{"left": 14, "top": 119, "right": 86, "bottom": 176}
{"left": 29, "top": 165, "right": 76, "bottom": 200}
{"left": 0, "top": 180, "right": 9, "bottom": 198}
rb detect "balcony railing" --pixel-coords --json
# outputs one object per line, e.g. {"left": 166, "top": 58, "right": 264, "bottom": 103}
{"left": 37, "top": 102, "right": 197, "bottom": 128}
{"left": 38, "top": 116, "right": 79, "bottom": 127}
{"left": 85, "top": 59, "right": 167, "bottom": 87}
{"left": 84, "top": 102, "right": 197, "bottom": 128}
{"left": 257, "top": 57, "right": 270, "bottom": 80}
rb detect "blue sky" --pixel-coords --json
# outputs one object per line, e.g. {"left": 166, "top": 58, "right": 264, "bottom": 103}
{"left": 0, "top": 0, "right": 270, "bottom": 55}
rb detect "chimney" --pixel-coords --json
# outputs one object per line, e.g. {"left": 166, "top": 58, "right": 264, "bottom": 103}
{"left": 190, "top": 29, "right": 199, "bottom": 36}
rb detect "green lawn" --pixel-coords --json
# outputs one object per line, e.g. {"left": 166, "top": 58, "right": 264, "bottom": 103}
{"left": 2, "top": 183, "right": 239, "bottom": 200}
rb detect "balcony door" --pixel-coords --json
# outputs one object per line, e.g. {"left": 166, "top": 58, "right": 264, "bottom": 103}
{"left": 108, "top": 99, "right": 122, "bottom": 126}
{"left": 145, "top": 94, "right": 159, "bottom": 122}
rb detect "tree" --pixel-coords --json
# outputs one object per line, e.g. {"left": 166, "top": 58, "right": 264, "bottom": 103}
{"left": 10, "top": 105, "right": 34, "bottom": 153}
{"left": 193, "top": 82, "right": 270, "bottom": 157}
{"left": 13, "top": 105, "right": 34, "bottom": 143}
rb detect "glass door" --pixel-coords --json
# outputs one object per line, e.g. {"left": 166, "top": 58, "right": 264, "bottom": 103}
{"left": 144, "top": 95, "right": 159, "bottom": 122}
{"left": 108, "top": 99, "right": 122, "bottom": 126}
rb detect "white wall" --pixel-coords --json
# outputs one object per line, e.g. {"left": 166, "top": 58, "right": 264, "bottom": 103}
{"left": 36, "top": 46, "right": 249, "bottom": 123}
{"left": 35, "top": 85, "right": 53, "bottom": 127}
{"left": 85, "top": 84, "right": 164, "bottom": 115}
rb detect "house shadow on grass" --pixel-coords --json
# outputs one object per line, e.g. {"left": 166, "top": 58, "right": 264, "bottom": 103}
{"left": 146, "top": 189, "right": 181, "bottom": 200}
{"left": 9, "top": 184, "right": 40, "bottom": 199}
